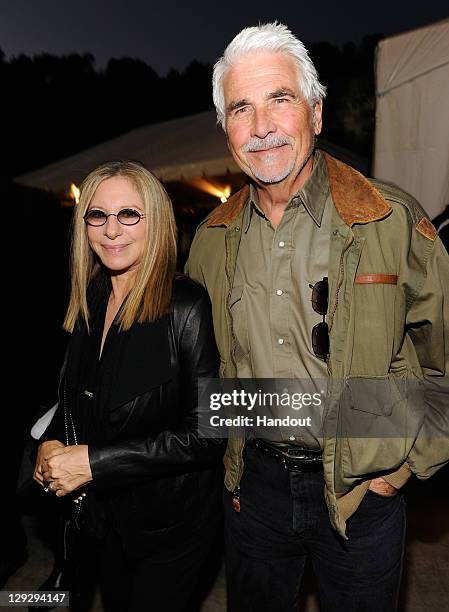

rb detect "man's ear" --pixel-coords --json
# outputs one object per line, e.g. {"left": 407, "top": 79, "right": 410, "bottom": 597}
{"left": 313, "top": 99, "right": 323, "bottom": 136}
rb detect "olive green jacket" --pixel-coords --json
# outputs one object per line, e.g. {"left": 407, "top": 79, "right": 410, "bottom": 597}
{"left": 185, "top": 151, "right": 449, "bottom": 537}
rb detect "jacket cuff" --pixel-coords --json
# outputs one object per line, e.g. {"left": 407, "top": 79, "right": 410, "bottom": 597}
{"left": 382, "top": 463, "right": 413, "bottom": 489}
{"left": 88, "top": 445, "right": 110, "bottom": 486}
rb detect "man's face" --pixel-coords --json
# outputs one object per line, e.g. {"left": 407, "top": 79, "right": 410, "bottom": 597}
{"left": 224, "top": 51, "right": 322, "bottom": 185}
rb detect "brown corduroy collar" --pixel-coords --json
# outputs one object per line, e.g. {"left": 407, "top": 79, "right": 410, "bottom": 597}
{"left": 206, "top": 150, "right": 391, "bottom": 229}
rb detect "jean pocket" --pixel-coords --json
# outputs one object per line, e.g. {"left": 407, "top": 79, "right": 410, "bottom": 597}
{"left": 366, "top": 488, "right": 399, "bottom": 500}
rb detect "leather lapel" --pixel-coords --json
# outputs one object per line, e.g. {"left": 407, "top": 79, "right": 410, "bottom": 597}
{"left": 322, "top": 152, "right": 392, "bottom": 226}
{"left": 206, "top": 185, "right": 249, "bottom": 228}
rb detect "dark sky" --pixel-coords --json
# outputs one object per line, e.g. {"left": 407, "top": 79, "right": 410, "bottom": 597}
{"left": 0, "top": 0, "right": 448, "bottom": 74}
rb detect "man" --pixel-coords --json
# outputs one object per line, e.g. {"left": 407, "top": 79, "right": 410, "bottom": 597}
{"left": 186, "top": 23, "right": 449, "bottom": 612}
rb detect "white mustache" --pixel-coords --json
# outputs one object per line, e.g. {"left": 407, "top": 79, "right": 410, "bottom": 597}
{"left": 242, "top": 135, "right": 293, "bottom": 152}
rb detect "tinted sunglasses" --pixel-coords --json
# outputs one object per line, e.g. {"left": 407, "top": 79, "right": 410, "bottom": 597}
{"left": 309, "top": 277, "right": 329, "bottom": 362}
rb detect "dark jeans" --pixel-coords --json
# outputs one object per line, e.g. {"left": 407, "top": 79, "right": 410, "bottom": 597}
{"left": 224, "top": 444, "right": 406, "bottom": 612}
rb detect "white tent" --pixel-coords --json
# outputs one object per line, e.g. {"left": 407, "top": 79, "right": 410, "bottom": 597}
{"left": 373, "top": 19, "right": 449, "bottom": 219}
{"left": 14, "top": 111, "right": 239, "bottom": 192}
{"left": 15, "top": 110, "right": 367, "bottom": 195}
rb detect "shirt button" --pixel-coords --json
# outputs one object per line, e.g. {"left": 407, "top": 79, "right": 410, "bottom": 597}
{"left": 276, "top": 289, "right": 283, "bottom": 296}
{"left": 278, "top": 338, "right": 284, "bottom": 345}
{"left": 279, "top": 241, "right": 285, "bottom": 247}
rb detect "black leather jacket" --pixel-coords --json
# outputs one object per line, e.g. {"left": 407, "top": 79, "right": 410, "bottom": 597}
{"left": 44, "top": 274, "right": 224, "bottom": 558}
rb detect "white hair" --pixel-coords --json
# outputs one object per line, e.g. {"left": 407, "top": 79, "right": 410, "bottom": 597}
{"left": 212, "top": 22, "right": 326, "bottom": 129}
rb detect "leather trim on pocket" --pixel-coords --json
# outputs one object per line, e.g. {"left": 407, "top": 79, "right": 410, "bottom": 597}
{"left": 355, "top": 274, "right": 398, "bottom": 284}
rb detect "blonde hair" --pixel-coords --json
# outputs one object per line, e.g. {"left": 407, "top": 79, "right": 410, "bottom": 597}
{"left": 63, "top": 160, "right": 177, "bottom": 333}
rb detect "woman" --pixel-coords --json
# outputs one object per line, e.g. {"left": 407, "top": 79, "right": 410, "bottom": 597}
{"left": 34, "top": 161, "right": 224, "bottom": 611}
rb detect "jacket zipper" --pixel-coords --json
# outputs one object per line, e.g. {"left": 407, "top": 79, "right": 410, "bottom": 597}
{"left": 328, "top": 233, "right": 354, "bottom": 333}
{"left": 225, "top": 226, "right": 246, "bottom": 499}
{"left": 225, "top": 232, "right": 238, "bottom": 373}
{"left": 322, "top": 233, "right": 355, "bottom": 443}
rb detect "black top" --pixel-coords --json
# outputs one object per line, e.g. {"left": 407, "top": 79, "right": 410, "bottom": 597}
{"left": 68, "top": 275, "right": 119, "bottom": 447}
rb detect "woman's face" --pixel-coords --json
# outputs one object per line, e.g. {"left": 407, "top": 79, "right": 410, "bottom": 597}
{"left": 86, "top": 176, "right": 147, "bottom": 276}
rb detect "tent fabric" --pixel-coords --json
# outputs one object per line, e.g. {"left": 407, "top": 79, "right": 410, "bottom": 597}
{"left": 376, "top": 19, "right": 449, "bottom": 95}
{"left": 15, "top": 111, "right": 240, "bottom": 192}
{"left": 15, "top": 110, "right": 367, "bottom": 194}
{"left": 373, "top": 20, "right": 449, "bottom": 219}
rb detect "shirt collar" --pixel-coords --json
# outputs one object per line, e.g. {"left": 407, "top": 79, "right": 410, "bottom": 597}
{"left": 246, "top": 150, "right": 329, "bottom": 231}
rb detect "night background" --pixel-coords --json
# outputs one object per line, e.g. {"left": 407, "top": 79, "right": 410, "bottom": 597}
{"left": 1, "top": 1, "right": 448, "bottom": 606}
{"left": 2, "top": 0, "right": 449, "bottom": 182}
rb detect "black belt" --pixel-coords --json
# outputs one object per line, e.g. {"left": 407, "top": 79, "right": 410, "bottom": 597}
{"left": 249, "top": 439, "right": 323, "bottom": 473}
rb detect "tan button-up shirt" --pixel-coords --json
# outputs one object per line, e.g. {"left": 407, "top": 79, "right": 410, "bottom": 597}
{"left": 231, "top": 151, "right": 332, "bottom": 448}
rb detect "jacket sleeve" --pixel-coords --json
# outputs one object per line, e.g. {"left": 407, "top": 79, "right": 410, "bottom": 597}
{"left": 88, "top": 291, "right": 225, "bottom": 489}
{"left": 405, "top": 236, "right": 449, "bottom": 479}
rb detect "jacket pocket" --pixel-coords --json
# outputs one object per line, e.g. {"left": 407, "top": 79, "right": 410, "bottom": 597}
{"left": 109, "top": 384, "right": 173, "bottom": 436}
{"left": 109, "top": 398, "right": 138, "bottom": 433}
{"left": 349, "top": 283, "right": 397, "bottom": 375}
{"left": 339, "top": 371, "right": 425, "bottom": 480}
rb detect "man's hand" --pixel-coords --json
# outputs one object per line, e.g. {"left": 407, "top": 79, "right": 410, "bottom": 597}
{"left": 41, "top": 444, "right": 93, "bottom": 497}
{"left": 34, "top": 440, "right": 65, "bottom": 486}
{"left": 369, "top": 477, "right": 397, "bottom": 497}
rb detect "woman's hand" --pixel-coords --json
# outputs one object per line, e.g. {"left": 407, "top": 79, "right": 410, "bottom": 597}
{"left": 34, "top": 440, "right": 65, "bottom": 486}
{"left": 41, "top": 445, "right": 93, "bottom": 497}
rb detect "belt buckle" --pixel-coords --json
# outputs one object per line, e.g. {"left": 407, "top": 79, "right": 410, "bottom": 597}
{"left": 285, "top": 449, "right": 307, "bottom": 461}
{"left": 283, "top": 455, "right": 307, "bottom": 472}
{"left": 283, "top": 450, "right": 322, "bottom": 473}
